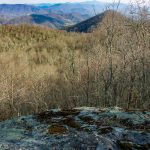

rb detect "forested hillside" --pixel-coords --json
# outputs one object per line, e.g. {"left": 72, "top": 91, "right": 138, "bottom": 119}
{"left": 0, "top": 8, "right": 149, "bottom": 120}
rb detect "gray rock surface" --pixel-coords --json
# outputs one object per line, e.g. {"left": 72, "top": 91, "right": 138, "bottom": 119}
{"left": 0, "top": 107, "right": 150, "bottom": 150}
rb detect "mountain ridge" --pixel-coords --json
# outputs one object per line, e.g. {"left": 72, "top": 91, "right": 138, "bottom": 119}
{"left": 0, "top": 2, "right": 128, "bottom": 28}
{"left": 66, "top": 10, "right": 127, "bottom": 32}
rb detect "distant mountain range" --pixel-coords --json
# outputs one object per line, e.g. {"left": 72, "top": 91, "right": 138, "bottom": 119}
{"left": 0, "top": 4, "right": 42, "bottom": 18}
{"left": 66, "top": 10, "right": 127, "bottom": 32}
{"left": 0, "top": 1, "right": 128, "bottom": 29}
{"left": 5, "top": 14, "right": 75, "bottom": 29}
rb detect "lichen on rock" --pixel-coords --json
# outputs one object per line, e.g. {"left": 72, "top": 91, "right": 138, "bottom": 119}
{"left": 0, "top": 107, "right": 149, "bottom": 150}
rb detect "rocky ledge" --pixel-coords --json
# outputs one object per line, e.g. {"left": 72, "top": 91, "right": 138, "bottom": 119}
{"left": 0, "top": 107, "right": 150, "bottom": 150}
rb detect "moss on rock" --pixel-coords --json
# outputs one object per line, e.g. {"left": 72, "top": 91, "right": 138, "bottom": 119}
{"left": 79, "top": 116, "right": 95, "bottom": 124}
{"left": 118, "top": 140, "right": 150, "bottom": 150}
{"left": 63, "top": 118, "right": 81, "bottom": 130}
{"left": 48, "top": 124, "right": 67, "bottom": 135}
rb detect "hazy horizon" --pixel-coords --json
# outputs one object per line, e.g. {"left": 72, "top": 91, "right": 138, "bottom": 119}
{"left": 0, "top": 0, "right": 136, "bottom": 4}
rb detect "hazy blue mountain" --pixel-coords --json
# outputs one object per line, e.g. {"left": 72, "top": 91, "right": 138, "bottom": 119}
{"left": 0, "top": 1, "right": 128, "bottom": 28}
{"left": 3, "top": 12, "right": 90, "bottom": 28}
{"left": 66, "top": 11, "right": 107, "bottom": 32}
{"left": 66, "top": 10, "right": 127, "bottom": 32}
{"left": 0, "top": 4, "right": 45, "bottom": 18}
{"left": 47, "top": 1, "right": 127, "bottom": 15}
{"left": 4, "top": 14, "right": 73, "bottom": 29}
{"left": 34, "top": 3, "right": 54, "bottom": 9}
{"left": 47, "top": 2, "right": 105, "bottom": 16}
{"left": 0, "top": 1, "right": 128, "bottom": 18}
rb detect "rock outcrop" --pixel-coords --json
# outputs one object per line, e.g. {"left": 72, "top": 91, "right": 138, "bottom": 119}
{"left": 0, "top": 107, "right": 149, "bottom": 150}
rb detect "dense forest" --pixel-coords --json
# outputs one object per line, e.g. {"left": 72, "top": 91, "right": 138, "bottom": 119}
{"left": 0, "top": 7, "right": 149, "bottom": 120}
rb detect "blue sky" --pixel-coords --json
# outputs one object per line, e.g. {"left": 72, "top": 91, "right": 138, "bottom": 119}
{"left": 0, "top": 0, "right": 134, "bottom": 4}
